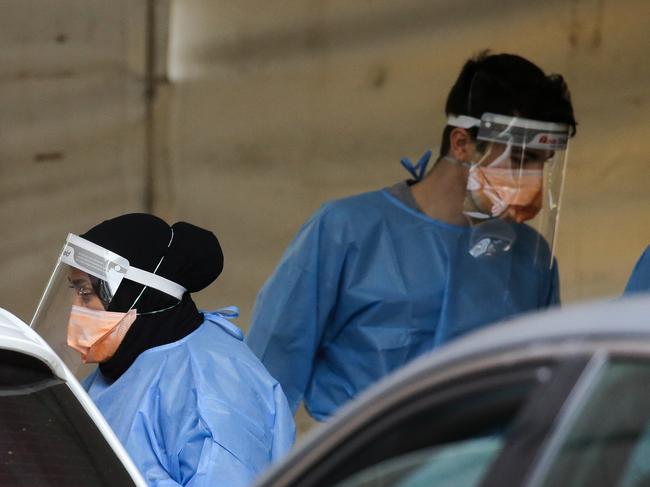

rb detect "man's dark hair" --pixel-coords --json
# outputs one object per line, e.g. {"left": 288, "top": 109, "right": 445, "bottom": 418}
{"left": 439, "top": 50, "right": 577, "bottom": 157}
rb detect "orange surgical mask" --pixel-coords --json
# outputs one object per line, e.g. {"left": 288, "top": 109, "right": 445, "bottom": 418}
{"left": 67, "top": 305, "right": 137, "bottom": 364}
{"left": 468, "top": 166, "right": 543, "bottom": 223}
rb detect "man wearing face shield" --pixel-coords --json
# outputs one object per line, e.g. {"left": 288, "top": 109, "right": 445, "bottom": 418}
{"left": 31, "top": 214, "right": 295, "bottom": 487}
{"left": 246, "top": 51, "right": 577, "bottom": 422}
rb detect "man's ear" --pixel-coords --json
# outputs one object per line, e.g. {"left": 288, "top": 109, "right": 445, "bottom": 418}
{"left": 449, "top": 128, "right": 475, "bottom": 161}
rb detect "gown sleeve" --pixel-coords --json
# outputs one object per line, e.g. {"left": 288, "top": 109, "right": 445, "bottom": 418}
{"left": 171, "top": 398, "right": 291, "bottom": 487}
{"left": 179, "top": 435, "right": 260, "bottom": 487}
{"left": 245, "top": 204, "right": 349, "bottom": 413}
{"left": 116, "top": 408, "right": 255, "bottom": 487}
{"left": 270, "top": 381, "right": 296, "bottom": 460}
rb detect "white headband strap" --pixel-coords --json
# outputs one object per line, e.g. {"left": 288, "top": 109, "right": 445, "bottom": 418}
{"left": 124, "top": 266, "right": 186, "bottom": 300}
{"left": 448, "top": 113, "right": 569, "bottom": 133}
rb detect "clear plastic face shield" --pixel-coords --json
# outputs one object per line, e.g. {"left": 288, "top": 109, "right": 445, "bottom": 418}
{"left": 447, "top": 113, "right": 570, "bottom": 265}
{"left": 30, "top": 234, "right": 186, "bottom": 378}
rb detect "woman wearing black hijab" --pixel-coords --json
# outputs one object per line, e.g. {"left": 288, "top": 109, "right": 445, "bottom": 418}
{"left": 44, "top": 214, "right": 295, "bottom": 486}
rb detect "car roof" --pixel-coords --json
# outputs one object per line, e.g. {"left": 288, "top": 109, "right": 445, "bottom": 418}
{"left": 352, "top": 293, "right": 650, "bottom": 421}
{"left": 422, "top": 293, "right": 650, "bottom": 368}
{"left": 355, "top": 293, "right": 650, "bottom": 407}
{"left": 364, "top": 294, "right": 650, "bottom": 382}
{"left": 0, "top": 306, "right": 67, "bottom": 379}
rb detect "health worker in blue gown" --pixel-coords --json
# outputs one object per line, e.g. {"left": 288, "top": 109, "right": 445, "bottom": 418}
{"left": 246, "top": 51, "right": 578, "bottom": 422}
{"left": 625, "top": 245, "right": 650, "bottom": 295}
{"left": 31, "top": 214, "right": 295, "bottom": 487}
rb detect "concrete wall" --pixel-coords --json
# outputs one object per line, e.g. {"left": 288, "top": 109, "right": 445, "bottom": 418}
{"left": 0, "top": 0, "right": 171, "bottom": 320}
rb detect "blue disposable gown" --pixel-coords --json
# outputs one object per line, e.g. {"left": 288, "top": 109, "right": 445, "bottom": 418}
{"left": 625, "top": 245, "right": 650, "bottom": 295}
{"left": 246, "top": 189, "right": 559, "bottom": 421}
{"left": 84, "top": 310, "right": 295, "bottom": 487}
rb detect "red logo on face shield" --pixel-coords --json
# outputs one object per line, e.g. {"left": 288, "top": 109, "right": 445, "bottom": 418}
{"left": 532, "top": 133, "right": 562, "bottom": 148}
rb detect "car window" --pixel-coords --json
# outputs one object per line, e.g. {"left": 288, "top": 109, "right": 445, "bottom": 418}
{"left": 0, "top": 350, "right": 136, "bottom": 486}
{"left": 334, "top": 436, "right": 502, "bottom": 487}
{"left": 537, "top": 359, "right": 650, "bottom": 487}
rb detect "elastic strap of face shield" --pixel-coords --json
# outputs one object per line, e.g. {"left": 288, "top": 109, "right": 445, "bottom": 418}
{"left": 126, "top": 229, "right": 186, "bottom": 311}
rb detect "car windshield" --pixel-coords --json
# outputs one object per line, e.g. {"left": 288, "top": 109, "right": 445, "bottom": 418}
{"left": 0, "top": 350, "right": 136, "bottom": 486}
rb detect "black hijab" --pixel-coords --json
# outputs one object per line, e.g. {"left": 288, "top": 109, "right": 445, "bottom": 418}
{"left": 80, "top": 213, "right": 224, "bottom": 382}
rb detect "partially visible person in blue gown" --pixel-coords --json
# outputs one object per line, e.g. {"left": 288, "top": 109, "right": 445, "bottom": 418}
{"left": 246, "top": 51, "right": 578, "bottom": 422}
{"left": 625, "top": 245, "right": 650, "bottom": 295}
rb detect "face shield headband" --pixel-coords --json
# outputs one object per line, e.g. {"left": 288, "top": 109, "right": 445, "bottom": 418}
{"left": 447, "top": 112, "right": 569, "bottom": 151}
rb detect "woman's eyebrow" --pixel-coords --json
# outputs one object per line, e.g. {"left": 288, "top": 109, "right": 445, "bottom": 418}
{"left": 68, "top": 277, "right": 91, "bottom": 287}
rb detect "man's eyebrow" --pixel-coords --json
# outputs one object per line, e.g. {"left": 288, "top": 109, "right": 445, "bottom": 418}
{"left": 525, "top": 152, "right": 545, "bottom": 161}
{"left": 512, "top": 149, "right": 546, "bottom": 162}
